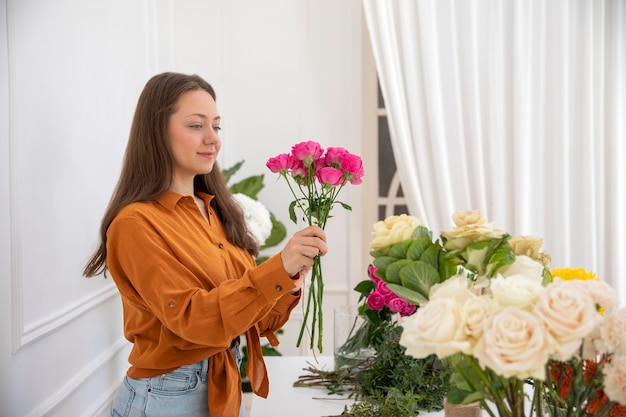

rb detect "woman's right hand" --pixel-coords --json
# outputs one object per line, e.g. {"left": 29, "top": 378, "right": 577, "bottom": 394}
{"left": 280, "top": 226, "right": 328, "bottom": 278}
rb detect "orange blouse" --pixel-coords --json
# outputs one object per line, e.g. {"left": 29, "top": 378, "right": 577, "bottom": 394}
{"left": 106, "top": 191, "right": 300, "bottom": 417}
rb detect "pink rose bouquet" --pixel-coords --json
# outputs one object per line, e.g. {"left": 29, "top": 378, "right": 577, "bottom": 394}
{"left": 267, "top": 140, "right": 363, "bottom": 352}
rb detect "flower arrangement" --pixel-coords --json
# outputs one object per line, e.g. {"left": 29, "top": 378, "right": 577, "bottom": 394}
{"left": 540, "top": 268, "right": 626, "bottom": 417}
{"left": 267, "top": 140, "right": 364, "bottom": 352}
{"left": 377, "top": 210, "right": 626, "bottom": 417}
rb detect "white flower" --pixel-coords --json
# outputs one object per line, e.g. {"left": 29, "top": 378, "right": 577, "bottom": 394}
{"left": 399, "top": 298, "right": 471, "bottom": 359}
{"left": 232, "top": 193, "right": 272, "bottom": 246}
{"left": 473, "top": 306, "right": 551, "bottom": 380}
{"left": 498, "top": 255, "right": 546, "bottom": 282}
{"left": 429, "top": 275, "right": 477, "bottom": 304}
{"left": 602, "top": 354, "right": 626, "bottom": 404}
{"left": 533, "top": 281, "right": 600, "bottom": 360}
{"left": 567, "top": 279, "right": 619, "bottom": 311}
{"left": 461, "top": 296, "right": 495, "bottom": 342}
{"left": 490, "top": 274, "right": 544, "bottom": 311}
{"left": 598, "top": 307, "right": 626, "bottom": 354}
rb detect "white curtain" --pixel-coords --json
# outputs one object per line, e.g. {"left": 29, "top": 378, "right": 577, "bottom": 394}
{"left": 363, "top": 0, "right": 626, "bottom": 300}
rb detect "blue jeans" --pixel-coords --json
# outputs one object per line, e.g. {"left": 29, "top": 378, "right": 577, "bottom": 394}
{"left": 111, "top": 342, "right": 246, "bottom": 417}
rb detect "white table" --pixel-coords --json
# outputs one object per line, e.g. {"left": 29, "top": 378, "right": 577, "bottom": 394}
{"left": 249, "top": 356, "right": 354, "bottom": 417}
{"left": 249, "top": 356, "right": 447, "bottom": 417}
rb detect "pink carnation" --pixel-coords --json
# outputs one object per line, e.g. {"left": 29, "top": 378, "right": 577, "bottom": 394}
{"left": 367, "top": 291, "right": 386, "bottom": 311}
{"left": 323, "top": 147, "right": 349, "bottom": 167}
{"left": 340, "top": 152, "right": 364, "bottom": 185}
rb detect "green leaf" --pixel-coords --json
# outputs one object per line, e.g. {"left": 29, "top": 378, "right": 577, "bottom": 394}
{"left": 338, "top": 201, "right": 352, "bottom": 211}
{"left": 388, "top": 240, "right": 411, "bottom": 259}
{"left": 406, "top": 237, "right": 431, "bottom": 260}
{"left": 386, "top": 284, "right": 428, "bottom": 305}
{"left": 288, "top": 200, "right": 298, "bottom": 224}
{"left": 385, "top": 259, "right": 413, "bottom": 285}
{"left": 229, "top": 174, "right": 264, "bottom": 199}
{"left": 354, "top": 280, "right": 376, "bottom": 296}
{"left": 372, "top": 256, "right": 397, "bottom": 272}
{"left": 222, "top": 160, "right": 244, "bottom": 183}
{"left": 399, "top": 261, "right": 441, "bottom": 299}
{"left": 420, "top": 243, "right": 441, "bottom": 270}
{"left": 411, "top": 225, "right": 433, "bottom": 240}
{"left": 260, "top": 213, "right": 287, "bottom": 250}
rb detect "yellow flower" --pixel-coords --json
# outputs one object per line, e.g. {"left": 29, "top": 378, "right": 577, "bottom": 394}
{"left": 551, "top": 267, "right": 598, "bottom": 281}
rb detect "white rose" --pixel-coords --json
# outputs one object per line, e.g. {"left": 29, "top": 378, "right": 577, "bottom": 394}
{"left": 498, "top": 255, "right": 546, "bottom": 283}
{"left": 429, "top": 275, "right": 476, "bottom": 304}
{"left": 490, "top": 274, "right": 544, "bottom": 310}
{"left": 473, "top": 306, "right": 551, "bottom": 380}
{"left": 370, "top": 214, "right": 423, "bottom": 251}
{"left": 461, "top": 296, "right": 494, "bottom": 343}
{"left": 399, "top": 298, "right": 471, "bottom": 359}
{"left": 534, "top": 281, "right": 600, "bottom": 360}
{"left": 566, "top": 279, "right": 619, "bottom": 311}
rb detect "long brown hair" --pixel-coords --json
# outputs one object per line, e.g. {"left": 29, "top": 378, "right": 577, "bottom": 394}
{"left": 83, "top": 72, "right": 258, "bottom": 277}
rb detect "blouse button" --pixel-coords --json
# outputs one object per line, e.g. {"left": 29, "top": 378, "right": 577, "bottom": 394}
{"left": 218, "top": 243, "right": 225, "bottom": 249}
{"left": 275, "top": 285, "right": 283, "bottom": 292}
{"left": 168, "top": 301, "right": 175, "bottom": 308}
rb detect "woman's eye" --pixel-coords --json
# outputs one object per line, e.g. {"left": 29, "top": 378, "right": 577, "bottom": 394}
{"left": 213, "top": 126, "right": 222, "bottom": 133}
{"left": 190, "top": 124, "right": 203, "bottom": 129}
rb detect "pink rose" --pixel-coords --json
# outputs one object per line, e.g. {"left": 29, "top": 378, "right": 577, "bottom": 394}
{"left": 401, "top": 303, "right": 417, "bottom": 317}
{"left": 340, "top": 153, "right": 364, "bottom": 185}
{"left": 316, "top": 167, "right": 343, "bottom": 186}
{"left": 323, "top": 147, "right": 348, "bottom": 167}
{"left": 376, "top": 280, "right": 395, "bottom": 302}
{"left": 288, "top": 157, "right": 309, "bottom": 184}
{"left": 291, "top": 141, "right": 323, "bottom": 166}
{"left": 367, "top": 291, "right": 386, "bottom": 311}
{"left": 387, "top": 296, "right": 409, "bottom": 314}
{"left": 266, "top": 153, "right": 291, "bottom": 174}
{"left": 368, "top": 265, "right": 380, "bottom": 282}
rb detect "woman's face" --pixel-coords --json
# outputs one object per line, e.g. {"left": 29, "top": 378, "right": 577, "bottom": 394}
{"left": 167, "top": 89, "right": 221, "bottom": 186}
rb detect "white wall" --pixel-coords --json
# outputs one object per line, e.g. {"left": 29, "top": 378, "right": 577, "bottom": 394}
{"left": 0, "top": 0, "right": 368, "bottom": 415}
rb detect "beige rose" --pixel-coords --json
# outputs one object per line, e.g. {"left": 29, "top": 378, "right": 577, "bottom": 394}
{"left": 473, "top": 306, "right": 551, "bottom": 380}
{"left": 461, "top": 296, "right": 494, "bottom": 342}
{"left": 441, "top": 210, "right": 505, "bottom": 250}
{"left": 429, "top": 275, "right": 476, "bottom": 304}
{"left": 534, "top": 281, "right": 600, "bottom": 360}
{"left": 509, "top": 235, "right": 551, "bottom": 267}
{"left": 369, "top": 214, "right": 423, "bottom": 251}
{"left": 567, "top": 279, "right": 619, "bottom": 311}
{"left": 399, "top": 298, "right": 471, "bottom": 359}
{"left": 490, "top": 274, "right": 544, "bottom": 311}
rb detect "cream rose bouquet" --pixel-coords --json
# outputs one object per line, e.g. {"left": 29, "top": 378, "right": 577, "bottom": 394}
{"left": 267, "top": 140, "right": 364, "bottom": 352}
{"left": 382, "top": 211, "right": 626, "bottom": 417}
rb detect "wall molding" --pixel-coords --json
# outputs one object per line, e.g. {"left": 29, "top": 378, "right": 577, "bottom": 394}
{"left": 15, "top": 284, "right": 118, "bottom": 351}
{"left": 24, "top": 337, "right": 129, "bottom": 417}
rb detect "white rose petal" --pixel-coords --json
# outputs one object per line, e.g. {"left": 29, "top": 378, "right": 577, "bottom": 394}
{"left": 490, "top": 274, "right": 544, "bottom": 310}
{"left": 461, "top": 296, "right": 495, "bottom": 342}
{"left": 534, "top": 281, "right": 600, "bottom": 360}
{"left": 399, "top": 298, "right": 471, "bottom": 359}
{"left": 473, "top": 306, "right": 551, "bottom": 380}
{"left": 499, "top": 255, "right": 546, "bottom": 282}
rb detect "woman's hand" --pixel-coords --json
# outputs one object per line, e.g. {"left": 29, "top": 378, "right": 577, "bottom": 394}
{"left": 280, "top": 226, "right": 328, "bottom": 278}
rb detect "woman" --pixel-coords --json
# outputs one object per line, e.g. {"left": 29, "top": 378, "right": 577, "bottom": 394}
{"left": 83, "top": 72, "right": 327, "bottom": 417}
